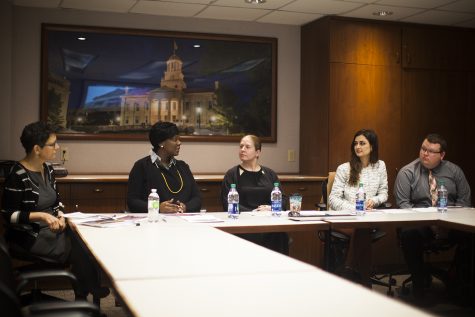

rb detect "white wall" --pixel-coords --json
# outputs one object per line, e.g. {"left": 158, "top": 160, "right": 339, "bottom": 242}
{"left": 4, "top": 6, "right": 301, "bottom": 174}
{"left": 0, "top": 1, "right": 13, "bottom": 161}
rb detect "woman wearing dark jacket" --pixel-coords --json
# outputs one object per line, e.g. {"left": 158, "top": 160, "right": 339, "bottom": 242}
{"left": 1, "top": 121, "right": 108, "bottom": 299}
{"left": 127, "top": 121, "right": 201, "bottom": 213}
{"left": 221, "top": 135, "right": 289, "bottom": 255}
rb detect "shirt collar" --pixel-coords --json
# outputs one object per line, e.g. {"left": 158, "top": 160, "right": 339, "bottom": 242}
{"left": 149, "top": 149, "right": 176, "bottom": 169}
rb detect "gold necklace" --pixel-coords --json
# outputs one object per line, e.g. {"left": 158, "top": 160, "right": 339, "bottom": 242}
{"left": 160, "top": 169, "right": 184, "bottom": 194}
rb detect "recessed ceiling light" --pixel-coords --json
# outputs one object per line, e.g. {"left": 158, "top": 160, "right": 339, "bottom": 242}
{"left": 193, "top": 44, "right": 201, "bottom": 48}
{"left": 373, "top": 11, "right": 393, "bottom": 17}
{"left": 77, "top": 37, "right": 86, "bottom": 41}
{"left": 245, "top": 0, "right": 266, "bottom": 4}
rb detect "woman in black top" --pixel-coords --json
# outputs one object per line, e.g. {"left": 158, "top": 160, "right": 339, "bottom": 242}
{"left": 127, "top": 121, "right": 201, "bottom": 213}
{"left": 1, "top": 121, "right": 108, "bottom": 299}
{"left": 221, "top": 135, "right": 289, "bottom": 255}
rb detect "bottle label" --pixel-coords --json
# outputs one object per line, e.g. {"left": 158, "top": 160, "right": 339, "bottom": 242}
{"left": 271, "top": 201, "right": 282, "bottom": 211}
{"left": 355, "top": 200, "right": 365, "bottom": 211}
{"left": 228, "top": 203, "right": 238, "bottom": 214}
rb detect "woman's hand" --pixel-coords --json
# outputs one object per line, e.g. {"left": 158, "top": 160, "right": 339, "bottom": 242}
{"left": 366, "top": 199, "right": 375, "bottom": 210}
{"left": 42, "top": 212, "right": 63, "bottom": 233}
{"left": 57, "top": 213, "right": 67, "bottom": 232}
{"left": 255, "top": 205, "right": 271, "bottom": 211}
{"left": 160, "top": 199, "right": 185, "bottom": 213}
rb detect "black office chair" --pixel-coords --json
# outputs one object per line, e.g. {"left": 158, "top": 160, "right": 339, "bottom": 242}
{"left": 399, "top": 232, "right": 455, "bottom": 296}
{"left": 0, "top": 235, "right": 101, "bottom": 317}
{"left": 317, "top": 172, "right": 396, "bottom": 294}
{"left": 5, "top": 223, "right": 107, "bottom": 307}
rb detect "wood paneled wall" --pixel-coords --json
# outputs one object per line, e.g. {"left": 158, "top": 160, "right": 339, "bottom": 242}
{"left": 300, "top": 17, "right": 475, "bottom": 207}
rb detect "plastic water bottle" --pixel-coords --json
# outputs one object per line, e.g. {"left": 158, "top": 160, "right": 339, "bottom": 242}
{"left": 227, "top": 184, "right": 239, "bottom": 219}
{"left": 271, "top": 182, "right": 283, "bottom": 217}
{"left": 148, "top": 189, "right": 160, "bottom": 222}
{"left": 355, "top": 182, "right": 366, "bottom": 216}
{"left": 437, "top": 180, "right": 448, "bottom": 213}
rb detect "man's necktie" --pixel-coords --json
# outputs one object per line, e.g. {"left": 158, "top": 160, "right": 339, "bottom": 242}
{"left": 429, "top": 170, "right": 437, "bottom": 206}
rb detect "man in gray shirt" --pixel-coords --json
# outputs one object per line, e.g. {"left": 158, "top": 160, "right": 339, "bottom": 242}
{"left": 394, "top": 133, "right": 471, "bottom": 300}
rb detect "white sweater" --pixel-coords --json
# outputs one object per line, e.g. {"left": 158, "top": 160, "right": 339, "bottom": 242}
{"left": 329, "top": 160, "right": 388, "bottom": 211}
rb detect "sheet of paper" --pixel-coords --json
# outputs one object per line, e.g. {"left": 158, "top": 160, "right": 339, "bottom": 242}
{"left": 383, "top": 209, "right": 416, "bottom": 214}
{"left": 179, "top": 214, "right": 224, "bottom": 223}
{"left": 288, "top": 217, "right": 324, "bottom": 222}
{"left": 77, "top": 214, "right": 147, "bottom": 228}
{"left": 323, "top": 211, "right": 355, "bottom": 216}
{"left": 65, "top": 212, "right": 114, "bottom": 224}
{"left": 63, "top": 212, "right": 100, "bottom": 219}
{"left": 248, "top": 211, "right": 272, "bottom": 217}
{"left": 298, "top": 210, "right": 326, "bottom": 216}
{"left": 412, "top": 207, "right": 438, "bottom": 213}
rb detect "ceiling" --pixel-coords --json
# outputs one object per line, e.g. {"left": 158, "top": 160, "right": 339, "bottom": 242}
{"left": 11, "top": 0, "right": 475, "bottom": 28}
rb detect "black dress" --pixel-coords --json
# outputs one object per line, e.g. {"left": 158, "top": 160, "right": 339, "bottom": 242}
{"left": 221, "top": 165, "right": 289, "bottom": 255}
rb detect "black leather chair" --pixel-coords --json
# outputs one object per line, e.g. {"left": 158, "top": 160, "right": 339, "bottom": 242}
{"left": 399, "top": 232, "right": 455, "bottom": 296}
{"left": 0, "top": 236, "right": 101, "bottom": 317}
{"left": 5, "top": 223, "right": 107, "bottom": 307}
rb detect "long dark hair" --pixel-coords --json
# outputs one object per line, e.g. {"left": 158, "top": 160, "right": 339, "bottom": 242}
{"left": 349, "top": 129, "right": 379, "bottom": 186}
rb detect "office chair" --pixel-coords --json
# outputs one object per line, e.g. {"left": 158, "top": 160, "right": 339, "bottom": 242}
{"left": 0, "top": 236, "right": 101, "bottom": 317}
{"left": 317, "top": 172, "right": 396, "bottom": 295}
{"left": 399, "top": 232, "right": 455, "bottom": 296}
{"left": 5, "top": 223, "right": 107, "bottom": 307}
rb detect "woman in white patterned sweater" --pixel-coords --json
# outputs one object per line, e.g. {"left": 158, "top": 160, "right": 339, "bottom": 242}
{"left": 328, "top": 129, "right": 388, "bottom": 287}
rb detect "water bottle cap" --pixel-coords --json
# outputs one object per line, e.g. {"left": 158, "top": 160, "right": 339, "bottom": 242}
{"left": 151, "top": 188, "right": 157, "bottom": 193}
{"left": 274, "top": 182, "right": 279, "bottom": 186}
{"left": 230, "top": 184, "right": 236, "bottom": 188}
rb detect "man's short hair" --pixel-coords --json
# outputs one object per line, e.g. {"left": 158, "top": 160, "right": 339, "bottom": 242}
{"left": 425, "top": 133, "right": 447, "bottom": 153}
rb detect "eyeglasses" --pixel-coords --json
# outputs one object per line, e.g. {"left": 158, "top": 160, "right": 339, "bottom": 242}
{"left": 420, "top": 146, "right": 441, "bottom": 155}
{"left": 44, "top": 141, "right": 58, "bottom": 147}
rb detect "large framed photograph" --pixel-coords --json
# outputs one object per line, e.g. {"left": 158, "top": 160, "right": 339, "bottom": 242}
{"left": 40, "top": 24, "right": 277, "bottom": 142}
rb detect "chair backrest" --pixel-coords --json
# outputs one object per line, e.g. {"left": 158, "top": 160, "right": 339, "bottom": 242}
{"left": 0, "top": 236, "right": 15, "bottom": 290}
{"left": 320, "top": 172, "right": 336, "bottom": 210}
{"left": 326, "top": 172, "right": 336, "bottom": 203}
{"left": 0, "top": 236, "right": 22, "bottom": 317}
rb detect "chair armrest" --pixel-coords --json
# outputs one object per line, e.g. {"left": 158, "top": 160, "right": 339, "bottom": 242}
{"left": 16, "top": 269, "right": 80, "bottom": 296}
{"left": 22, "top": 300, "right": 101, "bottom": 317}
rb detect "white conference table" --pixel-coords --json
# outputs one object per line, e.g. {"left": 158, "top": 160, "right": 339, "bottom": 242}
{"left": 70, "top": 211, "right": 438, "bottom": 317}
{"left": 163, "top": 211, "right": 330, "bottom": 234}
{"left": 73, "top": 223, "right": 318, "bottom": 281}
{"left": 321, "top": 207, "right": 475, "bottom": 231}
{"left": 438, "top": 208, "right": 475, "bottom": 232}
{"left": 115, "top": 271, "right": 432, "bottom": 317}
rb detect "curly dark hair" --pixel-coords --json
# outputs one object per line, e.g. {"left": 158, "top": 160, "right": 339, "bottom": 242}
{"left": 349, "top": 129, "right": 379, "bottom": 186}
{"left": 20, "top": 121, "right": 57, "bottom": 154}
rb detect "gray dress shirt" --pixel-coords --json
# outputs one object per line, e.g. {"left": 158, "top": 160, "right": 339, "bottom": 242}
{"left": 394, "top": 159, "right": 471, "bottom": 208}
